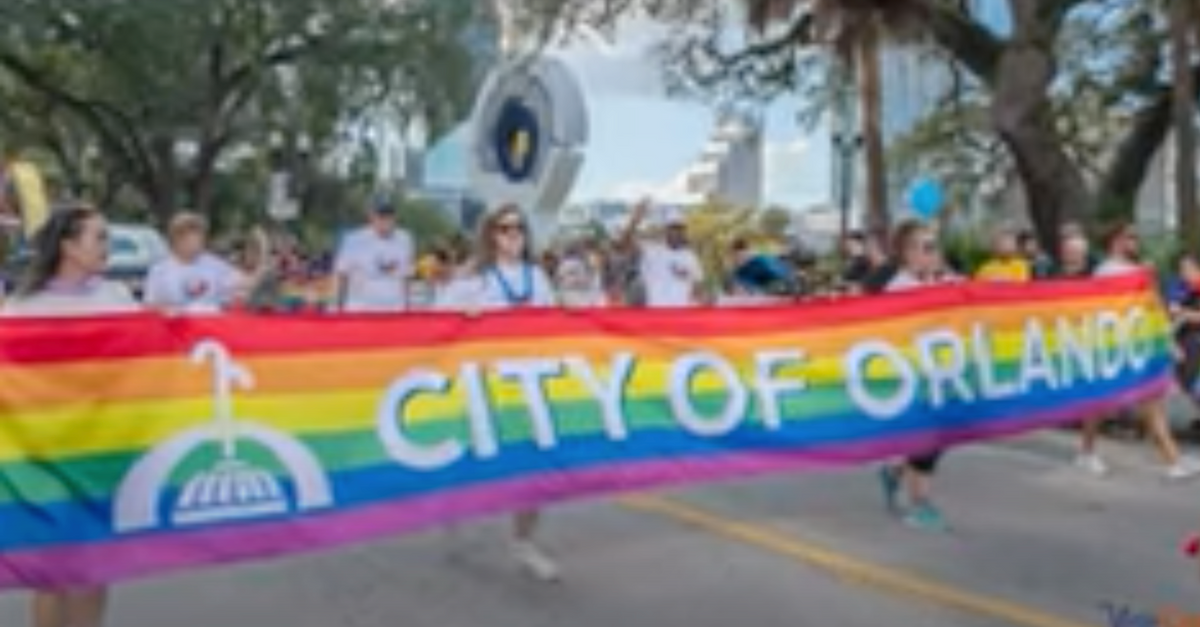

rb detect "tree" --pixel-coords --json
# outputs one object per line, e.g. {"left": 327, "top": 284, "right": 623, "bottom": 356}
{"left": 665, "top": 0, "right": 927, "bottom": 234}
{"left": 759, "top": 205, "right": 794, "bottom": 235}
{"left": 1172, "top": 0, "right": 1199, "bottom": 249}
{"left": 0, "top": 0, "right": 479, "bottom": 226}
{"left": 802, "top": 1, "right": 929, "bottom": 237}
{"left": 529, "top": 0, "right": 1198, "bottom": 248}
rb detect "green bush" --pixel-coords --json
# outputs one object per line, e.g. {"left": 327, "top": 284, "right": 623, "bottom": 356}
{"left": 942, "top": 231, "right": 989, "bottom": 275}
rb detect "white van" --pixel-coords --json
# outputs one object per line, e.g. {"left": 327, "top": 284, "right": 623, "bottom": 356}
{"left": 107, "top": 224, "right": 168, "bottom": 297}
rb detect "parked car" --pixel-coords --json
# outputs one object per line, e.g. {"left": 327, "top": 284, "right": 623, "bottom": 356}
{"left": 107, "top": 224, "right": 168, "bottom": 298}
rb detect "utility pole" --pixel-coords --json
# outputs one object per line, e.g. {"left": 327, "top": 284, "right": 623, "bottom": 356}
{"left": 830, "top": 58, "right": 862, "bottom": 267}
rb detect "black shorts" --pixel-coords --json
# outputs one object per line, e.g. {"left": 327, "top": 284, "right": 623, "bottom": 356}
{"left": 905, "top": 451, "right": 943, "bottom": 474}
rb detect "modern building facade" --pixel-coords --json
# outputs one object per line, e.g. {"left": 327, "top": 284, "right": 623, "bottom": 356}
{"left": 872, "top": 2, "right": 1014, "bottom": 223}
{"left": 681, "top": 111, "right": 765, "bottom": 208}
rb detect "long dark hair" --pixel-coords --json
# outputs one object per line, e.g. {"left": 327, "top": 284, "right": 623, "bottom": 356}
{"left": 18, "top": 203, "right": 100, "bottom": 297}
{"left": 890, "top": 219, "right": 931, "bottom": 272}
{"left": 472, "top": 204, "right": 534, "bottom": 273}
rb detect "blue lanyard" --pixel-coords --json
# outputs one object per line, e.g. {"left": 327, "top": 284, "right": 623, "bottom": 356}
{"left": 488, "top": 263, "right": 533, "bottom": 305}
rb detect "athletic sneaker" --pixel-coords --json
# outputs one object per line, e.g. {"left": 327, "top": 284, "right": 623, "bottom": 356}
{"left": 1164, "top": 457, "right": 1200, "bottom": 481}
{"left": 877, "top": 465, "right": 902, "bottom": 515}
{"left": 511, "top": 540, "right": 560, "bottom": 582}
{"left": 904, "top": 503, "right": 948, "bottom": 532}
{"left": 1074, "top": 453, "right": 1110, "bottom": 477}
{"left": 903, "top": 503, "right": 949, "bottom": 532}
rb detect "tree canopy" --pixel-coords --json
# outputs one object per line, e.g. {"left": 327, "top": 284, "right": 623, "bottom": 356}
{"left": 525, "top": 0, "right": 1197, "bottom": 246}
{"left": 0, "top": 0, "right": 483, "bottom": 230}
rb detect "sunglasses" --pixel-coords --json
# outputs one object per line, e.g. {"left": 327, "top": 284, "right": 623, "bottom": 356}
{"left": 494, "top": 221, "right": 526, "bottom": 235}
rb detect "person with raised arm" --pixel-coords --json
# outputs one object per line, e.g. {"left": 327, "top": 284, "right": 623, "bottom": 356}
{"left": 619, "top": 199, "right": 704, "bottom": 308}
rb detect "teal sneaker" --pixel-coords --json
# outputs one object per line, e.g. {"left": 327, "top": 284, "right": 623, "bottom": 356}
{"left": 903, "top": 502, "right": 949, "bottom": 532}
{"left": 878, "top": 465, "right": 902, "bottom": 515}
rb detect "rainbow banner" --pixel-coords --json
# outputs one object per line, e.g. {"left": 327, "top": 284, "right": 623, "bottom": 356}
{"left": 0, "top": 275, "right": 1172, "bottom": 589}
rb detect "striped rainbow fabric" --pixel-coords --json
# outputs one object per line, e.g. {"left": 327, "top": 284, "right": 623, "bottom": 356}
{"left": 0, "top": 274, "right": 1172, "bottom": 589}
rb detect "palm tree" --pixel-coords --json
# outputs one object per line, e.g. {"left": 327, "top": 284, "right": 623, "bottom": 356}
{"left": 746, "top": 0, "right": 926, "bottom": 236}
{"left": 1171, "top": 0, "right": 1198, "bottom": 248}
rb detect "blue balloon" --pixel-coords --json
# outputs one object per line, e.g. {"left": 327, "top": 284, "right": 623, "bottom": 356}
{"left": 908, "top": 178, "right": 945, "bottom": 220}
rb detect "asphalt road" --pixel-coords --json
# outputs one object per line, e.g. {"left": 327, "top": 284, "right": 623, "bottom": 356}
{"left": 1, "top": 431, "right": 1197, "bottom": 627}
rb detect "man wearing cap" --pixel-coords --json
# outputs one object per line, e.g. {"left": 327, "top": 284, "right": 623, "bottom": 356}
{"left": 333, "top": 198, "right": 415, "bottom": 313}
{"left": 620, "top": 199, "right": 705, "bottom": 308}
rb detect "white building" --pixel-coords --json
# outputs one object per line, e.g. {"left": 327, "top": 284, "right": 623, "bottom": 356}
{"left": 681, "top": 112, "right": 765, "bottom": 208}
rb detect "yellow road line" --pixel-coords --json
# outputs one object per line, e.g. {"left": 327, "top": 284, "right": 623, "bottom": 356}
{"left": 619, "top": 494, "right": 1091, "bottom": 627}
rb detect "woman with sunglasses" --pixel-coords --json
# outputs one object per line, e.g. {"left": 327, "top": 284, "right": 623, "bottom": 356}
{"left": 4, "top": 204, "right": 139, "bottom": 627}
{"left": 876, "top": 220, "right": 953, "bottom": 532}
{"left": 436, "top": 204, "right": 560, "bottom": 581}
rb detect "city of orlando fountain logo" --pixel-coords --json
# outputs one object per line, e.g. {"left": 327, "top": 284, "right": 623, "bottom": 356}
{"left": 112, "top": 340, "right": 334, "bottom": 533}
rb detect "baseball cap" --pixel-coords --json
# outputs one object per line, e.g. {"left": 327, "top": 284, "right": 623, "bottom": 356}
{"left": 663, "top": 206, "right": 686, "bottom": 226}
{"left": 371, "top": 196, "right": 397, "bottom": 215}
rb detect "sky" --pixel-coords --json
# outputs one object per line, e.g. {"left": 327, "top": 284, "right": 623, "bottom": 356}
{"left": 555, "top": 21, "right": 831, "bottom": 208}
{"left": 423, "top": 18, "right": 833, "bottom": 210}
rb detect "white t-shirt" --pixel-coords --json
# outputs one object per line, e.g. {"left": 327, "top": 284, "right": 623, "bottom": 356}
{"left": 1093, "top": 258, "right": 1141, "bottom": 277}
{"left": 436, "top": 261, "right": 555, "bottom": 311}
{"left": 3, "top": 279, "right": 138, "bottom": 316}
{"left": 640, "top": 242, "right": 703, "bottom": 308}
{"left": 144, "top": 253, "right": 243, "bottom": 312}
{"left": 556, "top": 257, "right": 606, "bottom": 308}
{"left": 335, "top": 227, "right": 415, "bottom": 312}
{"left": 886, "top": 270, "right": 931, "bottom": 293}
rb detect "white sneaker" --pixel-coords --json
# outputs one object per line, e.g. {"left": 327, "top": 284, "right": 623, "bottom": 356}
{"left": 1074, "top": 454, "right": 1110, "bottom": 477}
{"left": 1165, "top": 457, "right": 1200, "bottom": 481}
{"left": 511, "top": 540, "right": 560, "bottom": 582}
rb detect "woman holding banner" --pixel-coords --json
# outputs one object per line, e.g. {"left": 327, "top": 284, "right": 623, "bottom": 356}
{"left": 436, "top": 204, "right": 561, "bottom": 582}
{"left": 876, "top": 220, "right": 953, "bottom": 532}
{"left": 3, "top": 203, "right": 140, "bottom": 627}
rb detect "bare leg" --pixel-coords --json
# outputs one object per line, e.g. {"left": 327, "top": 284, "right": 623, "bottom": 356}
{"left": 1143, "top": 400, "right": 1182, "bottom": 466}
{"left": 510, "top": 509, "right": 558, "bottom": 580}
{"left": 1080, "top": 418, "right": 1102, "bottom": 456}
{"left": 901, "top": 468, "right": 926, "bottom": 504}
{"left": 32, "top": 593, "right": 65, "bottom": 627}
{"left": 512, "top": 509, "right": 540, "bottom": 542}
{"left": 65, "top": 588, "right": 107, "bottom": 627}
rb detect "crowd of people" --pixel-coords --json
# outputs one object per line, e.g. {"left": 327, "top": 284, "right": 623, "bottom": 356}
{"left": 2, "top": 198, "right": 1199, "bottom": 627}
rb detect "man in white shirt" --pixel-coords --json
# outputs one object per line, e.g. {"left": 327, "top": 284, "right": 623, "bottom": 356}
{"left": 144, "top": 212, "right": 245, "bottom": 313}
{"left": 1077, "top": 222, "right": 1199, "bottom": 481}
{"left": 333, "top": 198, "right": 415, "bottom": 313}
{"left": 1092, "top": 222, "right": 1142, "bottom": 277}
{"left": 621, "top": 200, "right": 704, "bottom": 308}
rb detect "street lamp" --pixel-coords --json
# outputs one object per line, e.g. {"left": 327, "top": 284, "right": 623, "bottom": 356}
{"left": 829, "top": 59, "right": 862, "bottom": 265}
